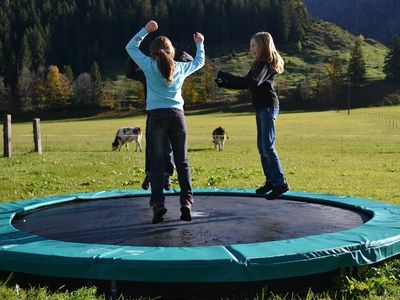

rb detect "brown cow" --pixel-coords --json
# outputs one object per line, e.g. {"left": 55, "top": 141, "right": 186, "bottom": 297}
{"left": 212, "top": 127, "right": 229, "bottom": 151}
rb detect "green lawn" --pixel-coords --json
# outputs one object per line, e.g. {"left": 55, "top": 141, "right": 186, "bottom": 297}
{"left": 1, "top": 106, "right": 400, "bottom": 299}
{"left": 1, "top": 106, "right": 399, "bottom": 204}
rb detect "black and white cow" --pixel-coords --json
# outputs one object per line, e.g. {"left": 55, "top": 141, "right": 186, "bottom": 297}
{"left": 112, "top": 126, "right": 142, "bottom": 152}
{"left": 212, "top": 126, "right": 229, "bottom": 151}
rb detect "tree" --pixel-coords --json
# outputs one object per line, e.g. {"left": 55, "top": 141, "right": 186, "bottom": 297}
{"left": 28, "top": 26, "right": 46, "bottom": 70}
{"left": 325, "top": 54, "right": 345, "bottom": 99}
{"left": 72, "top": 73, "right": 92, "bottom": 107}
{"left": 46, "top": 65, "right": 69, "bottom": 108}
{"left": 182, "top": 76, "right": 200, "bottom": 104}
{"left": 384, "top": 35, "right": 400, "bottom": 84}
{"left": 62, "top": 65, "right": 74, "bottom": 82}
{"left": 347, "top": 35, "right": 367, "bottom": 86}
{"left": 0, "top": 76, "right": 11, "bottom": 112}
{"left": 60, "top": 73, "right": 73, "bottom": 107}
{"left": 154, "top": 0, "right": 169, "bottom": 32}
{"left": 201, "top": 61, "right": 215, "bottom": 101}
{"left": 90, "top": 61, "right": 102, "bottom": 107}
{"left": 0, "top": 40, "right": 5, "bottom": 75}
{"left": 17, "top": 67, "right": 35, "bottom": 111}
{"left": 33, "top": 66, "right": 47, "bottom": 110}
{"left": 19, "top": 33, "right": 32, "bottom": 70}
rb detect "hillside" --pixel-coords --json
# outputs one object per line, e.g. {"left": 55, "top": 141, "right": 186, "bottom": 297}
{"left": 110, "top": 19, "right": 395, "bottom": 110}
{"left": 304, "top": 0, "right": 400, "bottom": 45}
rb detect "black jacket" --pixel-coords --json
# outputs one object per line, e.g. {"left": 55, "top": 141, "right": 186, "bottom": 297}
{"left": 216, "top": 59, "right": 279, "bottom": 109}
{"left": 126, "top": 58, "right": 146, "bottom": 84}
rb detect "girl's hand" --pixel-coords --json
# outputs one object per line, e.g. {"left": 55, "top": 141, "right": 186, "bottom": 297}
{"left": 193, "top": 32, "right": 204, "bottom": 44}
{"left": 145, "top": 20, "right": 158, "bottom": 33}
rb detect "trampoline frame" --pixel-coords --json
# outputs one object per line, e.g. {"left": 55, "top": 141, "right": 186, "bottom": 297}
{"left": 1, "top": 188, "right": 400, "bottom": 283}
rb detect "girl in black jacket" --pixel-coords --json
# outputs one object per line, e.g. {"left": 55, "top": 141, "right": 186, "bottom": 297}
{"left": 215, "top": 31, "right": 289, "bottom": 200}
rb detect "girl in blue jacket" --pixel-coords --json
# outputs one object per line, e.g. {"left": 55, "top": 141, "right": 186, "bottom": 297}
{"left": 126, "top": 20, "right": 205, "bottom": 223}
{"left": 216, "top": 32, "right": 289, "bottom": 200}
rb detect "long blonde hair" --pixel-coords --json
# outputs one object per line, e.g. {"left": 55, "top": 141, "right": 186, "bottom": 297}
{"left": 150, "top": 36, "right": 175, "bottom": 84}
{"left": 251, "top": 32, "right": 284, "bottom": 74}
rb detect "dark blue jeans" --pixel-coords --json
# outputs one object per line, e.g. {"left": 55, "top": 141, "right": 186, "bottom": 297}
{"left": 255, "top": 106, "right": 285, "bottom": 187}
{"left": 147, "top": 108, "right": 193, "bottom": 208}
{"left": 145, "top": 112, "right": 174, "bottom": 177}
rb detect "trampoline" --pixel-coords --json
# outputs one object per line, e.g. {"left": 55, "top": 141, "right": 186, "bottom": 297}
{"left": 1, "top": 188, "right": 400, "bottom": 284}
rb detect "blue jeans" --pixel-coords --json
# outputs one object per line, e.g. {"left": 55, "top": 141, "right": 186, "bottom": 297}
{"left": 147, "top": 109, "right": 193, "bottom": 208}
{"left": 255, "top": 106, "right": 285, "bottom": 187}
{"left": 145, "top": 112, "right": 174, "bottom": 177}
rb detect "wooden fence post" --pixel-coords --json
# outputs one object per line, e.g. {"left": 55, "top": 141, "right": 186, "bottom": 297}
{"left": 33, "top": 118, "right": 42, "bottom": 154}
{"left": 3, "top": 114, "right": 12, "bottom": 157}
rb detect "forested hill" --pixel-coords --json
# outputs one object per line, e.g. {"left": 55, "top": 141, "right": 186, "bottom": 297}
{"left": 304, "top": 0, "right": 400, "bottom": 45}
{"left": 0, "top": 0, "right": 307, "bottom": 85}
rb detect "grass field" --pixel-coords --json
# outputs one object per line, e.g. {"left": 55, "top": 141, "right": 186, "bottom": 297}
{"left": 1, "top": 106, "right": 399, "bottom": 204}
{"left": 1, "top": 105, "right": 400, "bottom": 299}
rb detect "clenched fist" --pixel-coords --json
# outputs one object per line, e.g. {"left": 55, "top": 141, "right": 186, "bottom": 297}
{"left": 193, "top": 32, "right": 204, "bottom": 44}
{"left": 145, "top": 20, "right": 158, "bottom": 33}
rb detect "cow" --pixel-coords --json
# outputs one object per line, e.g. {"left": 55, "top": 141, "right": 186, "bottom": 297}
{"left": 212, "top": 126, "right": 229, "bottom": 151}
{"left": 112, "top": 126, "right": 142, "bottom": 152}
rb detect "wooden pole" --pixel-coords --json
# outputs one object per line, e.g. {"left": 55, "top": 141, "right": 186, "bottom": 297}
{"left": 33, "top": 118, "right": 42, "bottom": 154}
{"left": 347, "top": 78, "right": 351, "bottom": 115}
{"left": 3, "top": 114, "right": 12, "bottom": 157}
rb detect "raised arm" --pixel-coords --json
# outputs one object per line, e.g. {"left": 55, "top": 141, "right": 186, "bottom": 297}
{"left": 181, "top": 32, "right": 205, "bottom": 76}
{"left": 125, "top": 21, "right": 159, "bottom": 72}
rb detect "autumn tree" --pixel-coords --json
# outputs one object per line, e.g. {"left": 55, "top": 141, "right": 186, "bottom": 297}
{"left": 46, "top": 65, "right": 71, "bottom": 108}
{"left": 325, "top": 54, "right": 345, "bottom": 99}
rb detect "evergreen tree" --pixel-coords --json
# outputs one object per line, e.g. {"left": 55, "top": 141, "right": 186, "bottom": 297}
{"left": 62, "top": 65, "right": 74, "bottom": 82}
{"left": 154, "top": 0, "right": 169, "bottom": 33}
{"left": 33, "top": 66, "right": 47, "bottom": 110}
{"left": 347, "top": 36, "right": 367, "bottom": 86}
{"left": 0, "top": 40, "right": 4, "bottom": 75}
{"left": 0, "top": 76, "right": 11, "bottom": 112}
{"left": 29, "top": 26, "right": 46, "bottom": 69}
{"left": 384, "top": 35, "right": 400, "bottom": 84}
{"left": 90, "top": 61, "right": 102, "bottom": 107}
{"left": 1, "top": 0, "right": 310, "bottom": 112}
{"left": 19, "top": 33, "right": 32, "bottom": 70}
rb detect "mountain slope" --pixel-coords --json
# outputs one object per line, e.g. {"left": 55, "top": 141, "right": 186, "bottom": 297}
{"left": 304, "top": 0, "right": 400, "bottom": 45}
{"left": 109, "top": 19, "right": 392, "bottom": 109}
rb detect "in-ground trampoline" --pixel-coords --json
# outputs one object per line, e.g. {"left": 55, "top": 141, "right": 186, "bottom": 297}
{"left": 1, "top": 188, "right": 400, "bottom": 285}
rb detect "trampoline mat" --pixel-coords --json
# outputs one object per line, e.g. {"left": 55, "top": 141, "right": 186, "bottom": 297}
{"left": 12, "top": 195, "right": 370, "bottom": 247}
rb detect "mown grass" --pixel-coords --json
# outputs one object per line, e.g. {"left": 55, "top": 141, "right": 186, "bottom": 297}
{"left": 2, "top": 106, "right": 399, "bottom": 204}
{"left": 1, "top": 106, "right": 399, "bottom": 299}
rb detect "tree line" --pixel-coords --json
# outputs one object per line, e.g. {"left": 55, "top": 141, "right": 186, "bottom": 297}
{"left": 0, "top": 0, "right": 308, "bottom": 113}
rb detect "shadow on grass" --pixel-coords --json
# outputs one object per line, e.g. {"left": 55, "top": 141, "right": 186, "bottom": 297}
{"left": 185, "top": 101, "right": 254, "bottom": 116}
{"left": 188, "top": 148, "right": 211, "bottom": 152}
